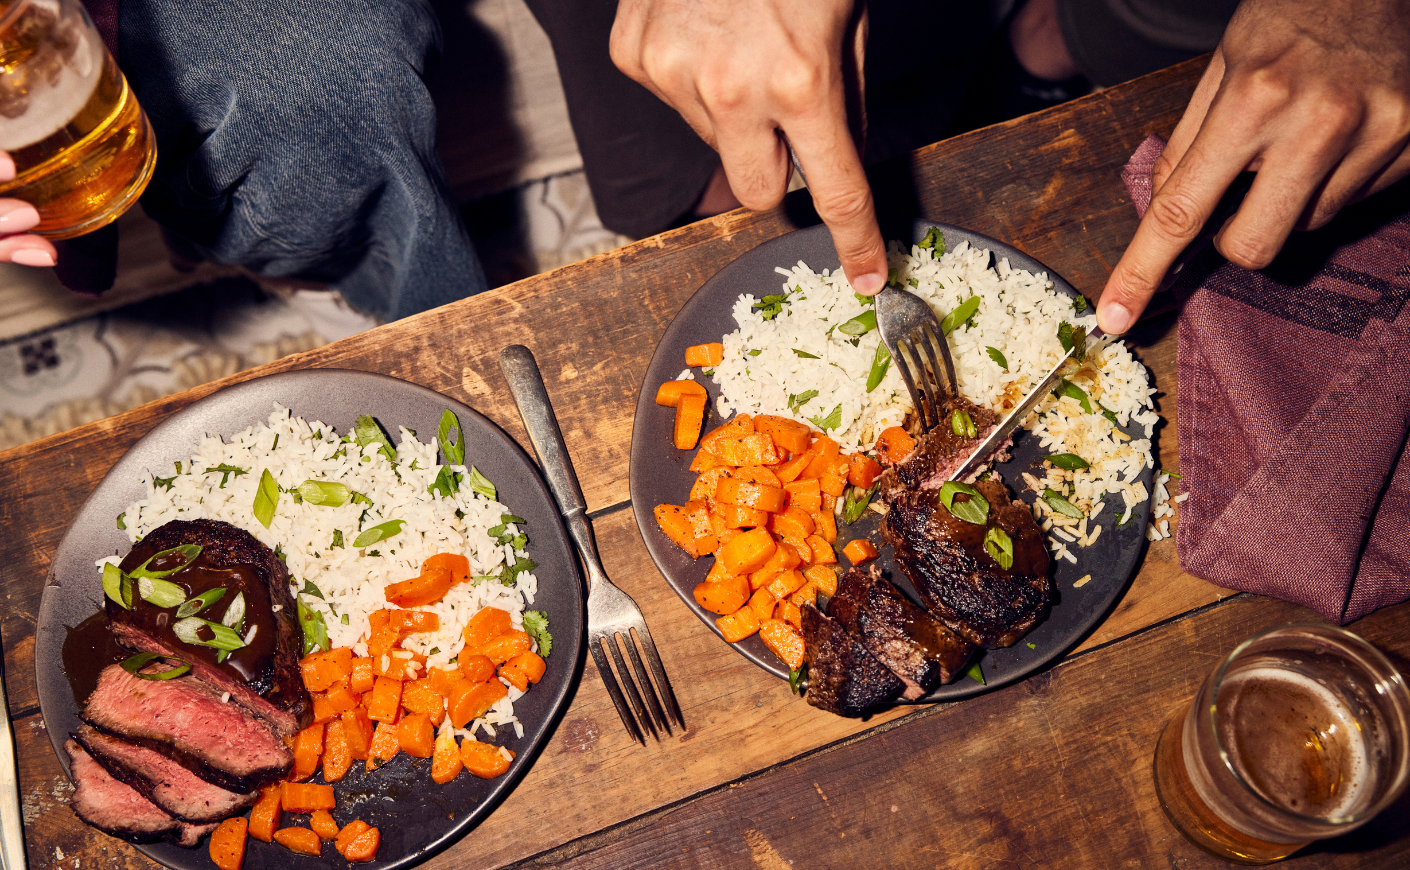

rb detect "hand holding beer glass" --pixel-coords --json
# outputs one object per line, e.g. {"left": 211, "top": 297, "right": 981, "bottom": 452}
{"left": 1153, "top": 624, "right": 1410, "bottom": 864}
{"left": 0, "top": 0, "right": 156, "bottom": 261}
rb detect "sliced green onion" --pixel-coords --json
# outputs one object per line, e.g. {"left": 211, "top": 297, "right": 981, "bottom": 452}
{"left": 103, "top": 562, "right": 133, "bottom": 610}
{"left": 941, "top": 296, "right": 980, "bottom": 335}
{"left": 1044, "top": 453, "right": 1091, "bottom": 470}
{"left": 842, "top": 484, "right": 878, "bottom": 525}
{"left": 353, "top": 415, "right": 396, "bottom": 461}
{"left": 437, "top": 409, "right": 465, "bottom": 466}
{"left": 866, "top": 343, "right": 890, "bottom": 393}
{"left": 116, "top": 512, "right": 127, "bottom": 531}
{"left": 297, "top": 480, "right": 350, "bottom": 507}
{"left": 129, "top": 544, "right": 203, "bottom": 580}
{"left": 789, "top": 663, "right": 808, "bottom": 694}
{"left": 984, "top": 526, "right": 1014, "bottom": 570}
{"left": 222, "top": 591, "right": 247, "bottom": 632}
{"left": 353, "top": 519, "right": 404, "bottom": 548}
{"left": 120, "top": 652, "right": 191, "bottom": 681}
{"left": 964, "top": 660, "right": 985, "bottom": 684}
{"left": 253, "top": 469, "right": 279, "bottom": 528}
{"left": 176, "top": 587, "right": 227, "bottom": 619}
{"left": 939, "top": 481, "right": 989, "bottom": 525}
{"left": 951, "top": 409, "right": 977, "bottom": 439}
{"left": 466, "top": 466, "right": 496, "bottom": 500}
{"left": 137, "top": 577, "right": 187, "bottom": 608}
{"left": 297, "top": 596, "right": 330, "bottom": 655}
{"left": 1041, "top": 488, "right": 1086, "bottom": 519}
{"left": 173, "top": 616, "right": 247, "bottom": 652}
{"left": 838, "top": 310, "right": 877, "bottom": 336}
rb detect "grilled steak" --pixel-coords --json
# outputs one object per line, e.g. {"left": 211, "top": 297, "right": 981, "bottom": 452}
{"left": 828, "top": 566, "right": 974, "bottom": 698}
{"left": 82, "top": 664, "right": 293, "bottom": 792}
{"left": 875, "top": 398, "right": 998, "bottom": 503}
{"left": 801, "top": 602, "right": 904, "bottom": 716}
{"left": 74, "top": 724, "right": 258, "bottom": 823}
{"left": 66, "top": 740, "right": 220, "bottom": 847}
{"left": 108, "top": 518, "right": 311, "bottom": 736}
{"left": 883, "top": 479, "right": 1052, "bottom": 647}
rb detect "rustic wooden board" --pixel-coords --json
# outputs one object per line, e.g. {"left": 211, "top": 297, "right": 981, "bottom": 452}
{"left": 0, "top": 57, "right": 1282, "bottom": 870}
{"left": 517, "top": 596, "right": 1410, "bottom": 870}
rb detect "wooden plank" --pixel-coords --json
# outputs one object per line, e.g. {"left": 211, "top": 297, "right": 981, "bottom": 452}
{"left": 519, "top": 596, "right": 1410, "bottom": 870}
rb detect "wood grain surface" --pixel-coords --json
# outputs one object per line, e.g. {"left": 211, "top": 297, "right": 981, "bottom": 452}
{"left": 3, "top": 56, "right": 1405, "bottom": 870}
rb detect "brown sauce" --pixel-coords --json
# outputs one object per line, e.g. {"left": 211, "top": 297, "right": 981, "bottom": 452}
{"left": 61, "top": 610, "right": 129, "bottom": 703}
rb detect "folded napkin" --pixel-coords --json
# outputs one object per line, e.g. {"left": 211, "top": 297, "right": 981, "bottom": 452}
{"left": 1124, "top": 135, "right": 1410, "bottom": 624}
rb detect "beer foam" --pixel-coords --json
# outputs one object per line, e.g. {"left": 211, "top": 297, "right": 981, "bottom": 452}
{"left": 1221, "top": 666, "right": 1372, "bottom": 821}
{"left": 0, "top": 13, "right": 101, "bottom": 151}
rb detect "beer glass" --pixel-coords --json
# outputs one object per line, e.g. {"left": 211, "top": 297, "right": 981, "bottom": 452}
{"left": 1153, "top": 624, "right": 1410, "bottom": 864}
{"left": 0, "top": 0, "right": 156, "bottom": 239}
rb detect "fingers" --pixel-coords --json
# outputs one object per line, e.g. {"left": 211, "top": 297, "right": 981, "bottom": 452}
{"left": 788, "top": 122, "right": 885, "bottom": 295}
{"left": 0, "top": 199, "right": 56, "bottom": 266}
{"left": 1153, "top": 51, "right": 1225, "bottom": 195}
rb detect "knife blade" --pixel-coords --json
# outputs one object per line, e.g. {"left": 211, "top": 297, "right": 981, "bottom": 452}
{"left": 946, "top": 171, "right": 1255, "bottom": 482}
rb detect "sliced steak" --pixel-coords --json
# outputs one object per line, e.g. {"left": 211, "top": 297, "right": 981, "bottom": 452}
{"left": 875, "top": 398, "right": 998, "bottom": 503}
{"left": 801, "top": 602, "right": 904, "bottom": 716}
{"left": 828, "top": 566, "right": 974, "bottom": 698}
{"left": 883, "top": 479, "right": 1052, "bottom": 648}
{"left": 108, "top": 518, "right": 311, "bottom": 736}
{"left": 74, "top": 724, "right": 257, "bottom": 823}
{"left": 66, "top": 740, "right": 220, "bottom": 847}
{"left": 82, "top": 664, "right": 293, "bottom": 792}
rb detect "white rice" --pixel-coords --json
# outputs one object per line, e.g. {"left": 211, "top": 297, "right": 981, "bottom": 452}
{"left": 708, "top": 234, "right": 1160, "bottom": 550}
{"left": 104, "top": 404, "right": 541, "bottom": 738}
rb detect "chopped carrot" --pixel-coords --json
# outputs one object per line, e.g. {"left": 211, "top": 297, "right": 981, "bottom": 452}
{"left": 448, "top": 679, "right": 508, "bottom": 729}
{"left": 341, "top": 706, "right": 375, "bottom": 760}
{"left": 674, "top": 392, "right": 707, "bottom": 450}
{"left": 389, "top": 608, "right": 441, "bottom": 634}
{"left": 754, "top": 415, "right": 811, "bottom": 455}
{"left": 800, "top": 435, "right": 840, "bottom": 479}
{"left": 281, "top": 782, "right": 336, "bottom": 813}
{"left": 731, "top": 465, "right": 783, "bottom": 488}
{"left": 699, "top": 414, "right": 753, "bottom": 454}
{"left": 875, "top": 426, "right": 916, "bottom": 463}
{"left": 460, "top": 740, "right": 514, "bottom": 779}
{"left": 692, "top": 574, "right": 749, "bottom": 615}
{"left": 811, "top": 501, "right": 838, "bottom": 543}
{"left": 322, "top": 719, "right": 354, "bottom": 782}
{"left": 371, "top": 648, "right": 428, "bottom": 681}
{"left": 400, "top": 678, "right": 447, "bottom": 725}
{"left": 684, "top": 342, "right": 724, "bottom": 366}
{"left": 805, "top": 565, "right": 838, "bottom": 596}
{"left": 462, "top": 606, "right": 513, "bottom": 653}
{"left": 348, "top": 657, "right": 375, "bottom": 694}
{"left": 746, "top": 587, "right": 777, "bottom": 624}
{"left": 806, "top": 535, "right": 837, "bottom": 565}
{"left": 759, "top": 619, "right": 806, "bottom": 670}
{"left": 748, "top": 540, "right": 801, "bottom": 590}
{"left": 843, "top": 538, "right": 880, "bottom": 565}
{"left": 717, "top": 527, "right": 777, "bottom": 574}
{"left": 384, "top": 567, "right": 453, "bottom": 608}
{"left": 396, "top": 712, "right": 435, "bottom": 758}
{"left": 783, "top": 478, "right": 822, "bottom": 512}
{"left": 273, "top": 827, "right": 322, "bottom": 857}
{"left": 335, "top": 820, "right": 381, "bottom": 863}
{"left": 765, "top": 568, "right": 806, "bottom": 601}
{"left": 689, "top": 465, "right": 735, "bottom": 506}
{"left": 209, "top": 817, "right": 248, "bottom": 870}
{"left": 457, "top": 653, "right": 495, "bottom": 684}
{"left": 848, "top": 454, "right": 884, "bottom": 488}
{"left": 300, "top": 648, "right": 352, "bottom": 692}
{"left": 715, "top": 478, "right": 787, "bottom": 512}
{"left": 248, "top": 785, "right": 282, "bottom": 843}
{"left": 689, "top": 448, "right": 723, "bottom": 473}
{"left": 309, "top": 810, "right": 340, "bottom": 841}
{"left": 715, "top": 606, "right": 760, "bottom": 642}
{"left": 714, "top": 433, "right": 780, "bottom": 466}
{"left": 819, "top": 456, "right": 850, "bottom": 498}
{"left": 715, "top": 502, "right": 768, "bottom": 529}
{"left": 655, "top": 504, "right": 700, "bottom": 556}
{"left": 480, "top": 630, "right": 533, "bottom": 666}
{"left": 431, "top": 728, "right": 463, "bottom": 784}
{"left": 787, "top": 579, "right": 819, "bottom": 609}
{"left": 365, "top": 676, "right": 402, "bottom": 723}
{"left": 421, "top": 553, "right": 470, "bottom": 585}
{"left": 655, "top": 379, "right": 708, "bottom": 407}
{"left": 365, "top": 624, "right": 402, "bottom": 658}
{"left": 427, "top": 664, "right": 461, "bottom": 697}
{"left": 291, "top": 722, "right": 323, "bottom": 781}
{"left": 499, "top": 651, "right": 546, "bottom": 690}
{"left": 775, "top": 598, "right": 803, "bottom": 631}
{"left": 774, "top": 451, "right": 812, "bottom": 484}
{"left": 312, "top": 680, "right": 359, "bottom": 722}
{"left": 366, "top": 722, "right": 401, "bottom": 772}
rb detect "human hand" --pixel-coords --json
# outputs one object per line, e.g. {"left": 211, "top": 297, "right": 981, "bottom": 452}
{"left": 611, "top": 0, "right": 888, "bottom": 295}
{"left": 0, "top": 152, "right": 57, "bottom": 267}
{"left": 1098, "top": 0, "right": 1410, "bottom": 334}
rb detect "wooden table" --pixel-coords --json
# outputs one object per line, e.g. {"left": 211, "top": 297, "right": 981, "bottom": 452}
{"left": 4, "top": 57, "right": 1408, "bottom": 869}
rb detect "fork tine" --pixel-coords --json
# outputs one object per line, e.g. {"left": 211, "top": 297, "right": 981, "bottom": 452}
{"left": 915, "top": 323, "right": 949, "bottom": 420}
{"left": 896, "top": 335, "right": 939, "bottom": 429}
{"left": 621, "top": 629, "right": 670, "bottom": 735}
{"left": 607, "top": 633, "right": 659, "bottom": 740}
{"left": 590, "top": 639, "right": 644, "bottom": 744}
{"left": 890, "top": 338, "right": 928, "bottom": 427}
{"left": 922, "top": 321, "right": 957, "bottom": 398}
{"left": 633, "top": 627, "right": 685, "bottom": 730}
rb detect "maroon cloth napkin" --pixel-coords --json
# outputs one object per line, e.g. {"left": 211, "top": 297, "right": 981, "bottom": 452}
{"left": 1124, "top": 134, "right": 1410, "bottom": 624}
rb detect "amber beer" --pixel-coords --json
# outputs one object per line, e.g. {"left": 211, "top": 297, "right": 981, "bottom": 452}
{"left": 0, "top": 0, "right": 155, "bottom": 240}
{"left": 1152, "top": 625, "right": 1410, "bottom": 865}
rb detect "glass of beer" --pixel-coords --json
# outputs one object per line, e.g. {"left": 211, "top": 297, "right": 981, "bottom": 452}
{"left": 1153, "top": 624, "right": 1410, "bottom": 864}
{"left": 0, "top": 0, "right": 156, "bottom": 239}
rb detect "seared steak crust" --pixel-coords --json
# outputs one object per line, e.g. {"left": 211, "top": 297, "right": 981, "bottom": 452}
{"left": 82, "top": 664, "right": 293, "bottom": 792}
{"left": 74, "top": 724, "right": 258, "bottom": 823}
{"left": 801, "top": 603, "right": 904, "bottom": 716}
{"left": 109, "top": 518, "right": 311, "bottom": 735}
{"left": 883, "top": 479, "right": 1051, "bottom": 648}
{"left": 66, "top": 740, "right": 220, "bottom": 847}
{"left": 875, "top": 398, "right": 997, "bottom": 502}
{"left": 829, "top": 567, "right": 974, "bottom": 698}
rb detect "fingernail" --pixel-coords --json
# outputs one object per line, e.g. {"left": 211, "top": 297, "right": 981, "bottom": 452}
{"left": 1099, "top": 303, "right": 1132, "bottom": 334}
{"left": 851, "top": 272, "right": 885, "bottom": 296}
{"left": 0, "top": 153, "right": 13, "bottom": 182}
{"left": 0, "top": 202, "right": 41, "bottom": 232}
{"left": 11, "top": 248, "right": 55, "bottom": 267}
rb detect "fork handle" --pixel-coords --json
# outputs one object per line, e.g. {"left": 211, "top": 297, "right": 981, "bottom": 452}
{"left": 499, "top": 345, "right": 608, "bottom": 593}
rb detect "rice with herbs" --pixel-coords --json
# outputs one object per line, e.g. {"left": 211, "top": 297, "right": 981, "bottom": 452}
{"left": 709, "top": 233, "right": 1161, "bottom": 554}
{"left": 104, "top": 404, "right": 544, "bottom": 741}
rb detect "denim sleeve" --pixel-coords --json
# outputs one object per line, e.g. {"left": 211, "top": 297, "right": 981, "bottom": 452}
{"left": 120, "top": 0, "right": 487, "bottom": 321}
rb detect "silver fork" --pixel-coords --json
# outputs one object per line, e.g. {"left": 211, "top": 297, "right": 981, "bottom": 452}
{"left": 499, "top": 345, "right": 685, "bottom": 744}
{"left": 874, "top": 282, "right": 958, "bottom": 429}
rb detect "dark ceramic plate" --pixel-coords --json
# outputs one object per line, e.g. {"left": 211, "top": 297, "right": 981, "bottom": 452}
{"left": 36, "top": 370, "right": 584, "bottom": 870}
{"left": 630, "top": 221, "right": 1153, "bottom": 702}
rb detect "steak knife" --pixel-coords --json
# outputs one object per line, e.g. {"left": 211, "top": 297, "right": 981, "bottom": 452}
{"left": 946, "top": 171, "right": 1255, "bottom": 482}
